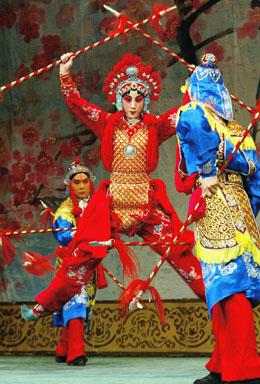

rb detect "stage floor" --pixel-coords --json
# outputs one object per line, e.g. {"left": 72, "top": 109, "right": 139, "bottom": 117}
{"left": 0, "top": 356, "right": 208, "bottom": 384}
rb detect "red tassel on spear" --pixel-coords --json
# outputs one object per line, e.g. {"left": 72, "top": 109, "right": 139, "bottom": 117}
{"left": 39, "top": 200, "right": 54, "bottom": 229}
{"left": 113, "top": 239, "right": 139, "bottom": 280}
{"left": 0, "top": 232, "right": 16, "bottom": 268}
{"left": 22, "top": 250, "right": 55, "bottom": 276}
{"left": 104, "top": 4, "right": 255, "bottom": 115}
{"left": 151, "top": 6, "right": 172, "bottom": 42}
{"left": 118, "top": 279, "right": 166, "bottom": 325}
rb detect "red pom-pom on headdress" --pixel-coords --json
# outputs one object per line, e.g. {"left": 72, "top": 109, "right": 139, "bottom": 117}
{"left": 103, "top": 54, "right": 161, "bottom": 103}
{"left": 72, "top": 157, "right": 81, "bottom": 165}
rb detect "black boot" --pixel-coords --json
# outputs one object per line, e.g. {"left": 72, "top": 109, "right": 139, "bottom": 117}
{"left": 55, "top": 356, "right": 67, "bottom": 363}
{"left": 68, "top": 356, "right": 88, "bottom": 366}
{"left": 193, "top": 373, "right": 222, "bottom": 384}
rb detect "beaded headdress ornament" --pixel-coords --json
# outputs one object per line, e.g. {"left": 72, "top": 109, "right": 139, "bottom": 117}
{"left": 64, "top": 157, "right": 96, "bottom": 185}
{"left": 103, "top": 54, "right": 161, "bottom": 112}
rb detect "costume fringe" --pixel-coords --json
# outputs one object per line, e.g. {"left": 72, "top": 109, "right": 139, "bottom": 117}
{"left": 22, "top": 250, "right": 55, "bottom": 276}
{"left": 196, "top": 231, "right": 260, "bottom": 265}
{"left": 114, "top": 239, "right": 139, "bottom": 279}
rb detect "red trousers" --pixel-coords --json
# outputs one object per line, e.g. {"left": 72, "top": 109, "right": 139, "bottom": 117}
{"left": 206, "top": 293, "right": 260, "bottom": 381}
{"left": 36, "top": 207, "right": 205, "bottom": 311}
{"left": 56, "top": 318, "right": 85, "bottom": 363}
{"left": 138, "top": 208, "right": 205, "bottom": 299}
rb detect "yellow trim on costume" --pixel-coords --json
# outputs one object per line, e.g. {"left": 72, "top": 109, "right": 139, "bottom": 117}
{"left": 180, "top": 80, "right": 188, "bottom": 94}
{"left": 54, "top": 198, "right": 76, "bottom": 225}
{"left": 235, "top": 230, "right": 260, "bottom": 264}
{"left": 196, "top": 234, "right": 260, "bottom": 265}
{"left": 175, "top": 105, "right": 184, "bottom": 126}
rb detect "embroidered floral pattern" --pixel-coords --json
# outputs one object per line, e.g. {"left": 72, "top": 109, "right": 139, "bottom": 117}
{"left": 243, "top": 252, "right": 260, "bottom": 279}
{"left": 81, "top": 106, "right": 101, "bottom": 122}
{"left": 218, "top": 262, "right": 237, "bottom": 275}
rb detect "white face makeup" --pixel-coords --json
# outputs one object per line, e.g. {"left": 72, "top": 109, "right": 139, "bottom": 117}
{"left": 122, "top": 90, "right": 145, "bottom": 119}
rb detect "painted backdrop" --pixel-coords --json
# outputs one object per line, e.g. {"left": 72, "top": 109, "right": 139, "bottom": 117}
{"left": 0, "top": 0, "right": 259, "bottom": 301}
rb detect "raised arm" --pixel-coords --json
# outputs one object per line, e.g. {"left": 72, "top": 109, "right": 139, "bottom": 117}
{"left": 59, "top": 53, "right": 108, "bottom": 140}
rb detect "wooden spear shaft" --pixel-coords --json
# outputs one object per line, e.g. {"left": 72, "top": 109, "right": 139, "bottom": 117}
{"left": 104, "top": 4, "right": 255, "bottom": 114}
{"left": 0, "top": 5, "right": 176, "bottom": 95}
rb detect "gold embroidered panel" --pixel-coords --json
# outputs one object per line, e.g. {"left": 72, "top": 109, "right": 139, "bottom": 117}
{"left": 0, "top": 301, "right": 259, "bottom": 354}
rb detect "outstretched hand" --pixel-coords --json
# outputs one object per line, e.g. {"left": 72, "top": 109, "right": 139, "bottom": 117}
{"left": 59, "top": 52, "right": 75, "bottom": 75}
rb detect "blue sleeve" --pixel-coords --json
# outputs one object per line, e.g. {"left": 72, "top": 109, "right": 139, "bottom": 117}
{"left": 176, "top": 104, "right": 220, "bottom": 178}
{"left": 224, "top": 139, "right": 251, "bottom": 175}
{"left": 52, "top": 216, "right": 75, "bottom": 246}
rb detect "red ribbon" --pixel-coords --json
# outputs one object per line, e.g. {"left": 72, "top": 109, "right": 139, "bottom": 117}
{"left": 151, "top": 6, "right": 168, "bottom": 41}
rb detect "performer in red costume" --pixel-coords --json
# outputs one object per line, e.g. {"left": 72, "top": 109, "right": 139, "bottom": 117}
{"left": 21, "top": 53, "right": 205, "bottom": 320}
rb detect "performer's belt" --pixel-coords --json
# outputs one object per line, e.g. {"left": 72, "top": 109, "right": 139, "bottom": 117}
{"left": 218, "top": 172, "right": 243, "bottom": 186}
{"left": 196, "top": 172, "right": 243, "bottom": 187}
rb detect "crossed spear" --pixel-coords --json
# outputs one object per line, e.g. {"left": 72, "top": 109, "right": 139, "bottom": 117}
{"left": 0, "top": 4, "right": 256, "bottom": 115}
{"left": 1, "top": 4, "right": 259, "bottom": 320}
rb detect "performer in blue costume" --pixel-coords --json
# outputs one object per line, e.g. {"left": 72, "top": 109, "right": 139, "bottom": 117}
{"left": 175, "top": 53, "right": 260, "bottom": 384}
{"left": 52, "top": 158, "right": 100, "bottom": 366}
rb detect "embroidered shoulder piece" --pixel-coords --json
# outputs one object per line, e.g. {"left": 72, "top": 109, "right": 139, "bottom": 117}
{"left": 227, "top": 120, "right": 244, "bottom": 136}
{"left": 54, "top": 198, "right": 76, "bottom": 224}
{"left": 202, "top": 105, "right": 255, "bottom": 151}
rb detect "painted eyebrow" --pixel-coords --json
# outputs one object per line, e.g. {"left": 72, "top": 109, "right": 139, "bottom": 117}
{"left": 72, "top": 178, "right": 89, "bottom": 182}
{"left": 123, "top": 95, "right": 144, "bottom": 101}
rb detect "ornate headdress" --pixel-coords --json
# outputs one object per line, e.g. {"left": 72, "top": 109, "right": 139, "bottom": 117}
{"left": 103, "top": 54, "right": 161, "bottom": 112}
{"left": 64, "top": 157, "right": 96, "bottom": 186}
{"left": 187, "top": 53, "right": 233, "bottom": 120}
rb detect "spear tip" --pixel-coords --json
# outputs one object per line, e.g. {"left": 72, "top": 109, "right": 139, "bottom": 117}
{"left": 103, "top": 4, "right": 120, "bottom": 18}
{"left": 40, "top": 199, "right": 48, "bottom": 209}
